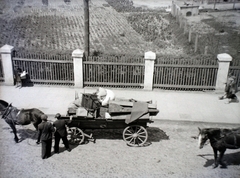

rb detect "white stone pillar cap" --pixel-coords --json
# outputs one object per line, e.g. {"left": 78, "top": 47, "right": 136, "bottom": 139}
{"left": 0, "top": 44, "right": 14, "bottom": 54}
{"left": 217, "top": 53, "right": 232, "bottom": 62}
{"left": 144, "top": 51, "right": 156, "bottom": 60}
{"left": 72, "top": 49, "right": 84, "bottom": 58}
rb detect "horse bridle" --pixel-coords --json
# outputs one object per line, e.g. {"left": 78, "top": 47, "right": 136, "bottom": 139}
{"left": 1, "top": 104, "right": 16, "bottom": 123}
{"left": 1, "top": 104, "right": 12, "bottom": 119}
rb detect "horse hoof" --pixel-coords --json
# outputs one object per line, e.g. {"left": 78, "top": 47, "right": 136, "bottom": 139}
{"left": 14, "top": 138, "right": 19, "bottom": 143}
{"left": 212, "top": 164, "right": 218, "bottom": 169}
{"left": 220, "top": 162, "right": 227, "bottom": 168}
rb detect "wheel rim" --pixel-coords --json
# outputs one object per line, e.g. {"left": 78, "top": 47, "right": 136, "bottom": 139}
{"left": 68, "top": 127, "right": 85, "bottom": 145}
{"left": 123, "top": 125, "right": 148, "bottom": 147}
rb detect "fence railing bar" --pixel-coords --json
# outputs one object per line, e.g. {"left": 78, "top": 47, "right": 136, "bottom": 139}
{"left": 30, "top": 79, "right": 74, "bottom": 83}
{"left": 84, "top": 61, "right": 145, "bottom": 66}
{"left": 153, "top": 84, "right": 215, "bottom": 89}
{"left": 154, "top": 64, "right": 218, "bottom": 68}
{"left": 13, "top": 58, "right": 73, "bottom": 63}
{"left": 84, "top": 82, "right": 144, "bottom": 87}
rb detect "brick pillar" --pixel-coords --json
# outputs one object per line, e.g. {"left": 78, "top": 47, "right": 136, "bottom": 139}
{"left": 144, "top": 51, "right": 156, "bottom": 90}
{"left": 0, "top": 44, "right": 14, "bottom": 85}
{"left": 215, "top": 53, "right": 232, "bottom": 92}
{"left": 72, "top": 49, "right": 84, "bottom": 88}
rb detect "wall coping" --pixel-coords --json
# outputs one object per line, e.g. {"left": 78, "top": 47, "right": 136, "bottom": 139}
{"left": 72, "top": 49, "right": 84, "bottom": 58}
{"left": 217, "top": 53, "right": 232, "bottom": 62}
{"left": 144, "top": 51, "right": 156, "bottom": 60}
{"left": 0, "top": 44, "right": 14, "bottom": 54}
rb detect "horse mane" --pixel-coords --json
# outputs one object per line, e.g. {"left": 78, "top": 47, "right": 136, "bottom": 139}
{"left": 205, "top": 128, "right": 239, "bottom": 139}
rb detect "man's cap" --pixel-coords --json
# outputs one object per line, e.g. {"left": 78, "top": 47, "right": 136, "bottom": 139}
{"left": 55, "top": 113, "right": 61, "bottom": 118}
{"left": 41, "top": 114, "right": 48, "bottom": 121}
{"left": 96, "top": 87, "right": 107, "bottom": 97}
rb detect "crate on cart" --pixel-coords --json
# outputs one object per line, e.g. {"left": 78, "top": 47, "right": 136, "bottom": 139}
{"left": 81, "top": 94, "right": 101, "bottom": 111}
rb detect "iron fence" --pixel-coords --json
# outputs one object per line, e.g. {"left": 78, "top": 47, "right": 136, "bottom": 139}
{"left": 12, "top": 57, "right": 74, "bottom": 86}
{"left": 153, "top": 64, "right": 218, "bottom": 90}
{"left": 0, "top": 56, "right": 4, "bottom": 82}
{"left": 83, "top": 55, "right": 145, "bottom": 88}
{"left": 1, "top": 51, "right": 239, "bottom": 90}
{"left": 229, "top": 66, "right": 240, "bottom": 89}
{"left": 153, "top": 56, "right": 218, "bottom": 90}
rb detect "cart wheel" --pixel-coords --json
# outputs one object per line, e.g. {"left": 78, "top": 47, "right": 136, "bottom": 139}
{"left": 68, "top": 127, "right": 85, "bottom": 145}
{"left": 123, "top": 125, "right": 148, "bottom": 147}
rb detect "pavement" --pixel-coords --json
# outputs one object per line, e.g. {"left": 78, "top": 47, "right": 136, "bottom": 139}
{"left": 0, "top": 85, "right": 239, "bottom": 124}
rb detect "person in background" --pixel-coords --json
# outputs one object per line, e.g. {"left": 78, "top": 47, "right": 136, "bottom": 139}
{"left": 95, "top": 87, "right": 115, "bottom": 106}
{"left": 14, "top": 67, "right": 22, "bottom": 88}
{"left": 219, "top": 73, "right": 239, "bottom": 104}
{"left": 53, "top": 113, "right": 72, "bottom": 153}
{"left": 36, "top": 114, "right": 55, "bottom": 159}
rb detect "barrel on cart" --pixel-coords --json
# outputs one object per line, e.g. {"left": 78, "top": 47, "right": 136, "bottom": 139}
{"left": 61, "top": 94, "right": 159, "bottom": 147}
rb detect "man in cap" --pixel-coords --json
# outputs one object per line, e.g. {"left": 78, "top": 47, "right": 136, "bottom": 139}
{"left": 14, "top": 66, "right": 23, "bottom": 88}
{"left": 36, "top": 114, "right": 55, "bottom": 159}
{"left": 219, "top": 73, "right": 239, "bottom": 103}
{"left": 96, "top": 87, "right": 115, "bottom": 106}
{"left": 53, "top": 113, "right": 72, "bottom": 153}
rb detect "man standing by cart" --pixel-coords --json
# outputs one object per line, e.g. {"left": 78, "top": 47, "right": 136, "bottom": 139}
{"left": 36, "top": 114, "right": 55, "bottom": 159}
{"left": 53, "top": 113, "right": 72, "bottom": 153}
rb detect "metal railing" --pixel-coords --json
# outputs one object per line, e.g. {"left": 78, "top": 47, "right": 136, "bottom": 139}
{"left": 152, "top": 56, "right": 219, "bottom": 90}
{"left": 153, "top": 64, "right": 218, "bottom": 90}
{"left": 0, "top": 56, "right": 4, "bottom": 82}
{"left": 83, "top": 55, "right": 145, "bottom": 88}
{"left": 12, "top": 57, "right": 74, "bottom": 86}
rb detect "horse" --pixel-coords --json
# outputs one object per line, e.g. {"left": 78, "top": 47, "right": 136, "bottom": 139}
{"left": 198, "top": 127, "right": 240, "bottom": 168}
{"left": 0, "top": 100, "right": 45, "bottom": 143}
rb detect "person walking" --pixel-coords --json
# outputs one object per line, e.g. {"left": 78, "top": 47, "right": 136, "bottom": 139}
{"left": 36, "top": 114, "right": 55, "bottom": 159}
{"left": 53, "top": 113, "right": 72, "bottom": 154}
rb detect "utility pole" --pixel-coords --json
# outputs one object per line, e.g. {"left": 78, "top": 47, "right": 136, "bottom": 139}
{"left": 83, "top": 0, "right": 89, "bottom": 57}
{"left": 233, "top": 0, "right": 236, "bottom": 9}
{"left": 213, "top": 0, "right": 216, "bottom": 10}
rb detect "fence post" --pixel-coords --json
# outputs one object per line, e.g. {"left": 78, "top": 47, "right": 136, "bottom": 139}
{"left": 144, "top": 51, "right": 156, "bottom": 90}
{"left": 194, "top": 33, "right": 198, "bottom": 52}
{"left": 0, "top": 44, "right": 14, "bottom": 85}
{"left": 215, "top": 53, "right": 232, "bottom": 92}
{"left": 72, "top": 49, "right": 84, "bottom": 88}
{"left": 188, "top": 27, "right": 192, "bottom": 43}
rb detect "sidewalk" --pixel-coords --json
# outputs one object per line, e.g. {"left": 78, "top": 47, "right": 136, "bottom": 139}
{"left": 0, "top": 85, "right": 239, "bottom": 124}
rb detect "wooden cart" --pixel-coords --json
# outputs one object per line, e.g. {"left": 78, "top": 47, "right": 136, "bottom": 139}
{"left": 61, "top": 94, "right": 159, "bottom": 147}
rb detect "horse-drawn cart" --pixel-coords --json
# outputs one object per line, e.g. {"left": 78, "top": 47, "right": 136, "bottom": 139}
{"left": 60, "top": 94, "right": 159, "bottom": 147}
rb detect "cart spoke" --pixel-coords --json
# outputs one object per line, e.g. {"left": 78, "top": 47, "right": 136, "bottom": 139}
{"left": 126, "top": 129, "right": 134, "bottom": 134}
{"left": 125, "top": 135, "right": 134, "bottom": 140}
{"left": 137, "top": 137, "right": 144, "bottom": 143}
{"left": 128, "top": 137, "right": 134, "bottom": 143}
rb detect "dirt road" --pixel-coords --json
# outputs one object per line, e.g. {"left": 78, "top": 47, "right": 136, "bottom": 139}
{"left": 0, "top": 118, "right": 239, "bottom": 178}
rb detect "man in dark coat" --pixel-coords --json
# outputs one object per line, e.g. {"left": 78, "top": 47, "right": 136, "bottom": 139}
{"left": 53, "top": 113, "right": 72, "bottom": 153}
{"left": 36, "top": 114, "right": 55, "bottom": 159}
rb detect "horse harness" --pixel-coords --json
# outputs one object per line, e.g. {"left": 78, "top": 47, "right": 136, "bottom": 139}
{"left": 216, "top": 130, "right": 239, "bottom": 149}
{"left": 1, "top": 104, "right": 18, "bottom": 124}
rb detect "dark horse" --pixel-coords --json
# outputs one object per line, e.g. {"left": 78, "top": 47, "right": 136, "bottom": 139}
{"left": 0, "top": 100, "right": 44, "bottom": 143}
{"left": 198, "top": 127, "right": 240, "bottom": 168}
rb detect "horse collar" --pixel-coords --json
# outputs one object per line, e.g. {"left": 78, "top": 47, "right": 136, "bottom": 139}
{"left": 16, "top": 110, "right": 21, "bottom": 117}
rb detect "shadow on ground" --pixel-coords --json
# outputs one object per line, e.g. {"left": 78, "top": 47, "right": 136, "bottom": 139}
{"left": 18, "top": 128, "right": 38, "bottom": 140}
{"left": 198, "top": 151, "right": 240, "bottom": 168}
{"left": 80, "top": 127, "right": 169, "bottom": 143}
